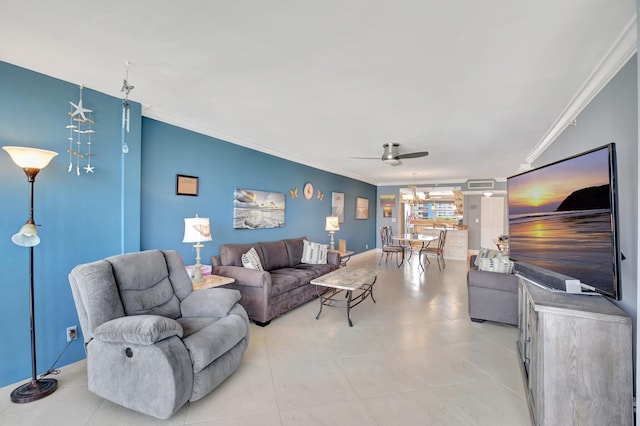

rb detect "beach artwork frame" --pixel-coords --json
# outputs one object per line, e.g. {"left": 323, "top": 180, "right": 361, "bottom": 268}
{"left": 356, "top": 197, "right": 369, "bottom": 220}
{"left": 233, "top": 189, "right": 285, "bottom": 229}
{"left": 332, "top": 192, "right": 345, "bottom": 223}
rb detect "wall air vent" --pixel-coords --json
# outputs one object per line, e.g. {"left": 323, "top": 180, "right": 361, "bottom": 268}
{"left": 467, "top": 180, "right": 495, "bottom": 190}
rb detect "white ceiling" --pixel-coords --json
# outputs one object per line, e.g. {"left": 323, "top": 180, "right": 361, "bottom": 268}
{"left": 0, "top": 1, "right": 636, "bottom": 185}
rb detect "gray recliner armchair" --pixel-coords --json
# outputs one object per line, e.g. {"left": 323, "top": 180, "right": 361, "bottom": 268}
{"left": 68, "top": 250, "right": 249, "bottom": 419}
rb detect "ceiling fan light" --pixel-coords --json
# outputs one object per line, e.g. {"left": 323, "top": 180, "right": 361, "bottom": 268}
{"left": 382, "top": 158, "right": 400, "bottom": 165}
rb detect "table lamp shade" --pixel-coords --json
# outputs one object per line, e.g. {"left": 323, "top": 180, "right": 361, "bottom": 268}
{"left": 325, "top": 216, "right": 340, "bottom": 232}
{"left": 3, "top": 146, "right": 58, "bottom": 169}
{"left": 183, "top": 217, "right": 212, "bottom": 243}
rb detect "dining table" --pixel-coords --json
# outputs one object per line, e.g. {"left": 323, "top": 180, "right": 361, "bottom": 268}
{"left": 391, "top": 233, "right": 439, "bottom": 269}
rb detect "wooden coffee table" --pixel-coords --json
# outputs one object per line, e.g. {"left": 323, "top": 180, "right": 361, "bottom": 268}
{"left": 310, "top": 267, "right": 377, "bottom": 326}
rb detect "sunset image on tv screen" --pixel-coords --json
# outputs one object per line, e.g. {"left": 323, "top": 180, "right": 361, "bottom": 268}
{"left": 507, "top": 146, "right": 615, "bottom": 296}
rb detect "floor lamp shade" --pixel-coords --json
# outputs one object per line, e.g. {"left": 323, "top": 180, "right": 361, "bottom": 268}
{"left": 3, "top": 145, "right": 59, "bottom": 403}
{"left": 3, "top": 146, "right": 58, "bottom": 170}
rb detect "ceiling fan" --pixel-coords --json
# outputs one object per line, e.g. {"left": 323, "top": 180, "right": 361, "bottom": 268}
{"left": 352, "top": 143, "right": 429, "bottom": 166}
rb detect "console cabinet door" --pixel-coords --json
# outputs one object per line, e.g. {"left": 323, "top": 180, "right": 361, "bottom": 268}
{"left": 518, "top": 279, "right": 633, "bottom": 426}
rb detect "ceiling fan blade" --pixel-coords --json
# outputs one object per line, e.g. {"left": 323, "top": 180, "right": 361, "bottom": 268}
{"left": 397, "top": 151, "right": 429, "bottom": 159}
{"left": 350, "top": 156, "right": 380, "bottom": 160}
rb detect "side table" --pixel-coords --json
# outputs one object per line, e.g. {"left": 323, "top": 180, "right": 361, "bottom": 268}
{"left": 329, "top": 249, "right": 354, "bottom": 266}
{"left": 192, "top": 274, "right": 235, "bottom": 291}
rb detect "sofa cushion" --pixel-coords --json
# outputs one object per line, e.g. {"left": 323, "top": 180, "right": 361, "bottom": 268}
{"left": 269, "top": 273, "right": 301, "bottom": 296}
{"left": 296, "top": 263, "right": 337, "bottom": 276}
{"left": 301, "top": 240, "right": 328, "bottom": 264}
{"left": 220, "top": 244, "right": 264, "bottom": 267}
{"left": 260, "top": 240, "right": 291, "bottom": 271}
{"left": 270, "top": 267, "right": 318, "bottom": 284}
{"left": 283, "top": 237, "right": 306, "bottom": 267}
{"left": 241, "top": 247, "right": 264, "bottom": 271}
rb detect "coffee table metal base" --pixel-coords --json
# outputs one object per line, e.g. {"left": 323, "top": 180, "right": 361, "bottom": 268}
{"left": 314, "top": 277, "right": 377, "bottom": 327}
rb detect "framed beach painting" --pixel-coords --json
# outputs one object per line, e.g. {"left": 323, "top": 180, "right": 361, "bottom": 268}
{"left": 356, "top": 197, "right": 369, "bottom": 220}
{"left": 332, "top": 192, "right": 345, "bottom": 223}
{"left": 233, "top": 189, "right": 285, "bottom": 229}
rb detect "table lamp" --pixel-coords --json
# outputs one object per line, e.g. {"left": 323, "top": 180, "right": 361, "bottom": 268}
{"left": 183, "top": 215, "right": 212, "bottom": 283}
{"left": 325, "top": 216, "right": 340, "bottom": 250}
{"left": 3, "top": 146, "right": 59, "bottom": 403}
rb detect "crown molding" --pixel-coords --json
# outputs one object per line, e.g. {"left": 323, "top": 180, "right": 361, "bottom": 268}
{"left": 525, "top": 15, "right": 637, "bottom": 165}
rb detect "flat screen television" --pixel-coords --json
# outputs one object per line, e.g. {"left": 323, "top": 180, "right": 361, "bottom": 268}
{"left": 507, "top": 143, "right": 621, "bottom": 299}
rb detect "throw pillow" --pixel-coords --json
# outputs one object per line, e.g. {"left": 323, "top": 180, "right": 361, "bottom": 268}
{"left": 475, "top": 247, "right": 501, "bottom": 267}
{"left": 478, "top": 256, "right": 514, "bottom": 274}
{"left": 241, "top": 247, "right": 264, "bottom": 271}
{"left": 301, "top": 240, "right": 328, "bottom": 264}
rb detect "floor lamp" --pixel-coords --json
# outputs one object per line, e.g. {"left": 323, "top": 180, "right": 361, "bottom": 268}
{"left": 3, "top": 146, "right": 58, "bottom": 403}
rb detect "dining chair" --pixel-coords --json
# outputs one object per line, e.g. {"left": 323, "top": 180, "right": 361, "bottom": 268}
{"left": 421, "top": 229, "right": 447, "bottom": 270}
{"left": 379, "top": 226, "right": 404, "bottom": 267}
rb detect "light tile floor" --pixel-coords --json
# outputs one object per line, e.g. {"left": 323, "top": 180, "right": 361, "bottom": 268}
{"left": 0, "top": 251, "right": 532, "bottom": 425}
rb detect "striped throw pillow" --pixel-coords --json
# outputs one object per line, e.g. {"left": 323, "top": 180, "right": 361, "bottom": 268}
{"left": 478, "top": 256, "right": 514, "bottom": 274}
{"left": 301, "top": 240, "right": 328, "bottom": 264}
{"left": 475, "top": 247, "right": 502, "bottom": 267}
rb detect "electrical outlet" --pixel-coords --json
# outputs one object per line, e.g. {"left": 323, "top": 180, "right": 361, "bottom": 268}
{"left": 365, "top": 244, "right": 369, "bottom": 249}
{"left": 66, "top": 325, "right": 78, "bottom": 342}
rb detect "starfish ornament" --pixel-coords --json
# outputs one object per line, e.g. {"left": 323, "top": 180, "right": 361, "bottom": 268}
{"left": 84, "top": 164, "right": 95, "bottom": 173}
{"left": 69, "top": 99, "right": 93, "bottom": 121}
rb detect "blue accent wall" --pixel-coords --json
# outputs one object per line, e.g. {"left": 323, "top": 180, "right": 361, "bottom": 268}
{"left": 140, "top": 118, "right": 377, "bottom": 263}
{"left": 0, "top": 61, "right": 143, "bottom": 386}
{"left": 0, "top": 60, "right": 375, "bottom": 387}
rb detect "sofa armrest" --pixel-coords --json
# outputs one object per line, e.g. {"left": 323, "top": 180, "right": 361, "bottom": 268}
{"left": 467, "top": 268, "right": 519, "bottom": 292}
{"left": 93, "top": 315, "right": 183, "bottom": 345}
{"left": 181, "top": 288, "right": 242, "bottom": 317}
{"left": 327, "top": 251, "right": 340, "bottom": 266}
{"left": 211, "top": 265, "right": 271, "bottom": 288}
{"left": 211, "top": 265, "right": 272, "bottom": 324}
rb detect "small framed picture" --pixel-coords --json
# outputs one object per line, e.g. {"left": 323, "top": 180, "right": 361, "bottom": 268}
{"left": 176, "top": 174, "right": 199, "bottom": 196}
{"left": 356, "top": 197, "right": 369, "bottom": 219}
{"left": 332, "top": 192, "right": 345, "bottom": 223}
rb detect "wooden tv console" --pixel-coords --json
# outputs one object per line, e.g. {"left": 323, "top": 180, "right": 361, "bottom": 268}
{"left": 517, "top": 278, "right": 633, "bottom": 425}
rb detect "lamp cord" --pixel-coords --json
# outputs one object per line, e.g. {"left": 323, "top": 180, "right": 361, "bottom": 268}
{"left": 38, "top": 339, "right": 74, "bottom": 379}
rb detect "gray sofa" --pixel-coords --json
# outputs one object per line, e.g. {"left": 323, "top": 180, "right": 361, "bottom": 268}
{"left": 467, "top": 254, "right": 519, "bottom": 326}
{"left": 68, "top": 250, "right": 249, "bottom": 419}
{"left": 211, "top": 237, "right": 340, "bottom": 326}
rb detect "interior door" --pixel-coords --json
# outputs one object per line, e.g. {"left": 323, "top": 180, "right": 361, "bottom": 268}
{"left": 480, "top": 196, "right": 504, "bottom": 249}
